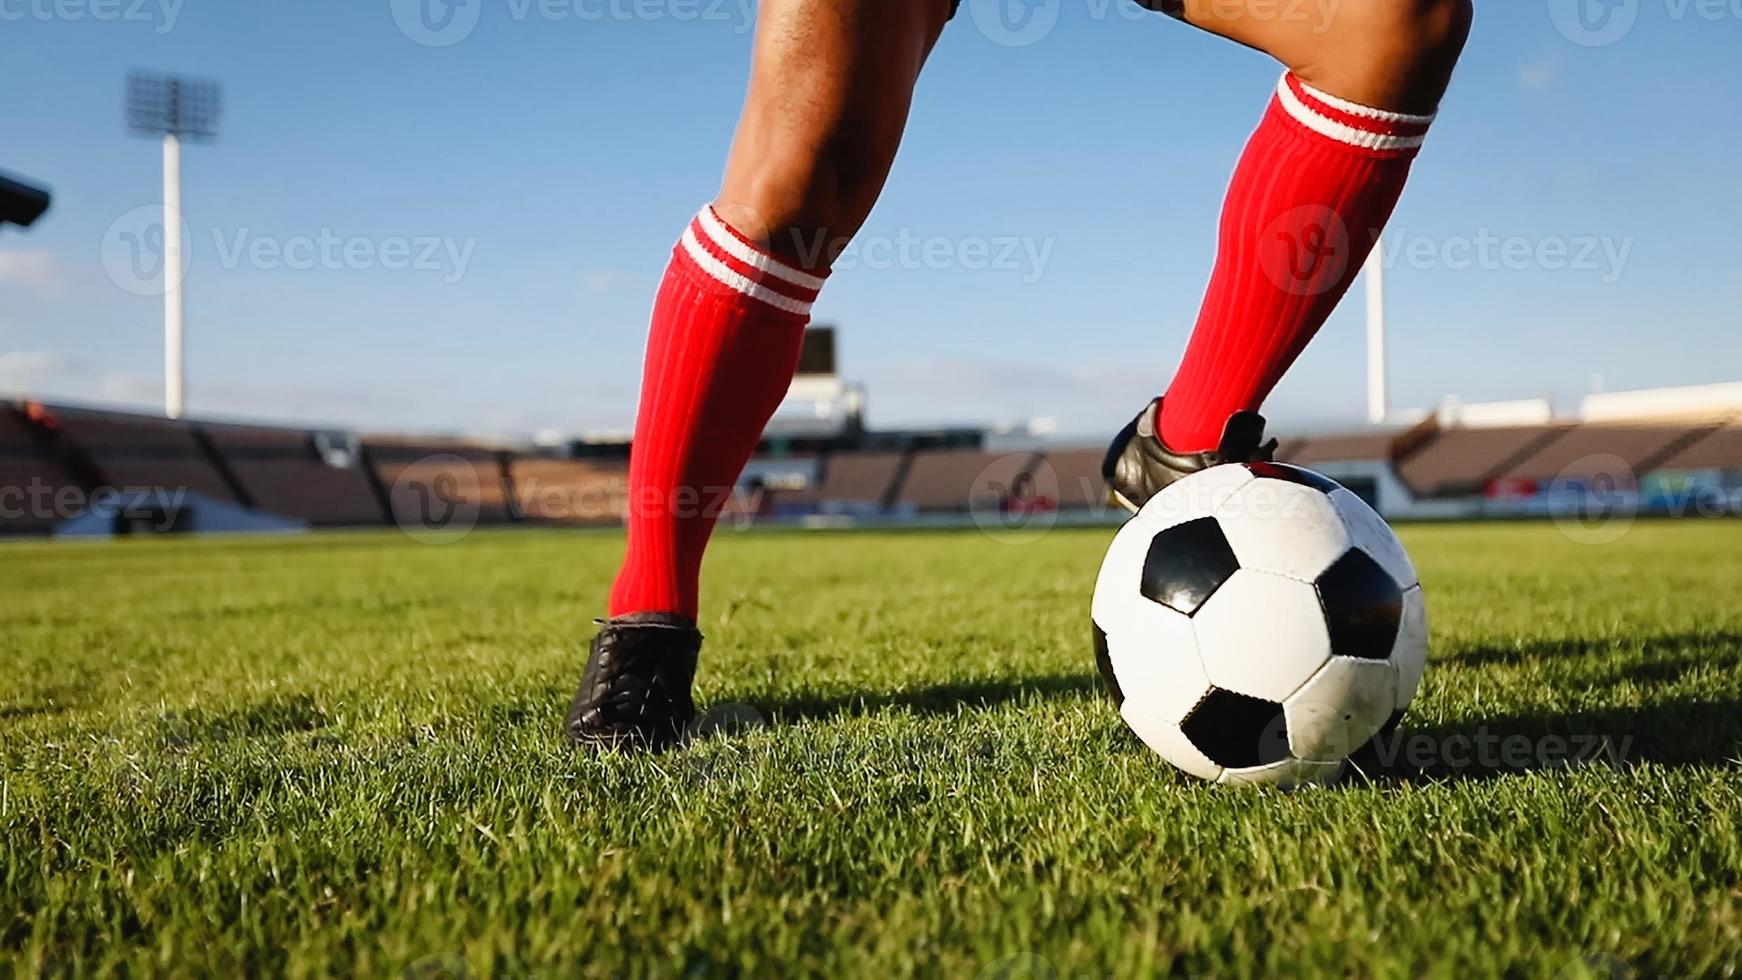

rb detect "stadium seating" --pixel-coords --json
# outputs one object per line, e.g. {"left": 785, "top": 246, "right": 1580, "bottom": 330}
{"left": 1035, "top": 449, "right": 1107, "bottom": 511}
{"left": 204, "top": 425, "right": 386, "bottom": 526}
{"left": 1494, "top": 425, "right": 1707, "bottom": 483}
{"left": 40, "top": 404, "right": 239, "bottom": 503}
{"left": 510, "top": 457, "right": 629, "bottom": 525}
{"left": 1651, "top": 423, "right": 1742, "bottom": 472}
{"left": 0, "top": 404, "right": 84, "bottom": 535}
{"left": 810, "top": 452, "right": 909, "bottom": 511}
{"left": 364, "top": 438, "right": 516, "bottom": 526}
{"left": 1281, "top": 431, "right": 1399, "bottom": 467}
{"left": 894, "top": 450, "right": 1037, "bottom": 513}
{"left": 12, "top": 398, "right": 1742, "bottom": 537}
{"left": 1394, "top": 425, "right": 1568, "bottom": 497}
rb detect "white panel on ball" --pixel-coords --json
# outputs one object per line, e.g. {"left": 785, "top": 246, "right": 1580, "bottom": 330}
{"left": 1134, "top": 464, "right": 1257, "bottom": 536}
{"left": 1284, "top": 656, "right": 1398, "bottom": 762}
{"left": 1121, "top": 703, "right": 1224, "bottom": 782}
{"left": 1393, "top": 586, "right": 1430, "bottom": 708}
{"left": 1092, "top": 518, "right": 1155, "bottom": 626}
{"left": 1216, "top": 757, "right": 1341, "bottom": 788}
{"left": 1216, "top": 480, "right": 1352, "bottom": 582}
{"left": 1329, "top": 487, "right": 1417, "bottom": 588}
{"left": 1191, "top": 569, "right": 1331, "bottom": 703}
{"left": 1105, "top": 598, "right": 1213, "bottom": 724}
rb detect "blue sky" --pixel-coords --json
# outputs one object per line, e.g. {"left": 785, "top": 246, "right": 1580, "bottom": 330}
{"left": 0, "top": 0, "right": 1737, "bottom": 438}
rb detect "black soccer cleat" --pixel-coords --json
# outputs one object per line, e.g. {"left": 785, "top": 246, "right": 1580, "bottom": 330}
{"left": 565, "top": 615, "right": 702, "bottom": 751}
{"left": 1101, "top": 397, "right": 1278, "bottom": 513}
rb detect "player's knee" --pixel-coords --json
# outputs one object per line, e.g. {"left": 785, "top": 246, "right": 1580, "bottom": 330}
{"left": 717, "top": 131, "right": 899, "bottom": 268}
{"left": 1360, "top": 0, "right": 1472, "bottom": 69}
{"left": 1409, "top": 0, "right": 1473, "bottom": 64}
{"left": 1317, "top": 0, "right": 1472, "bottom": 90}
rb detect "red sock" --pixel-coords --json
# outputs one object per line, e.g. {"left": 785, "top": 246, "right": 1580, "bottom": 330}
{"left": 1158, "top": 73, "right": 1436, "bottom": 452}
{"left": 608, "top": 207, "right": 827, "bottom": 619}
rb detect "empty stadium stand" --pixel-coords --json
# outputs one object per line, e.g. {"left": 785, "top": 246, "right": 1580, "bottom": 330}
{"left": 0, "top": 404, "right": 84, "bottom": 535}
{"left": 1494, "top": 424, "right": 1713, "bottom": 483}
{"left": 1653, "top": 423, "right": 1742, "bottom": 472}
{"left": 810, "top": 452, "right": 909, "bottom": 512}
{"left": 510, "top": 457, "right": 629, "bottom": 525}
{"left": 1281, "top": 431, "right": 1400, "bottom": 468}
{"left": 364, "top": 438, "right": 516, "bottom": 527}
{"left": 1394, "top": 425, "right": 1569, "bottom": 497}
{"left": 204, "top": 425, "right": 386, "bottom": 527}
{"left": 894, "top": 450, "right": 1037, "bottom": 514}
{"left": 1035, "top": 449, "right": 1107, "bottom": 511}
{"left": 36, "top": 404, "right": 239, "bottom": 504}
{"left": 11, "top": 394, "right": 1742, "bottom": 539}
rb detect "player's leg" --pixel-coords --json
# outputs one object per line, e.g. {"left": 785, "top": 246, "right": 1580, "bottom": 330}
{"left": 567, "top": 0, "right": 956, "bottom": 749}
{"left": 1105, "top": 0, "right": 1472, "bottom": 508}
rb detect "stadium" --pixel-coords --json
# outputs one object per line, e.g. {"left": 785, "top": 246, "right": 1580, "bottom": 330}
{"left": 6, "top": 4, "right": 1742, "bottom": 978}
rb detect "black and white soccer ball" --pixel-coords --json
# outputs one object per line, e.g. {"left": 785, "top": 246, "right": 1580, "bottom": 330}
{"left": 1091, "top": 462, "right": 1426, "bottom": 786}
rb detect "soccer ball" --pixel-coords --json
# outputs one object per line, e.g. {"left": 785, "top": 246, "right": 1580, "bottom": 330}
{"left": 1091, "top": 462, "right": 1426, "bottom": 786}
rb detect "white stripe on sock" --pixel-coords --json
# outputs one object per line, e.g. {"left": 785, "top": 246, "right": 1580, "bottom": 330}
{"left": 1293, "top": 76, "right": 1437, "bottom": 126}
{"left": 1276, "top": 77, "right": 1428, "bottom": 152}
{"left": 679, "top": 227, "right": 814, "bottom": 316}
{"left": 696, "top": 207, "right": 827, "bottom": 292}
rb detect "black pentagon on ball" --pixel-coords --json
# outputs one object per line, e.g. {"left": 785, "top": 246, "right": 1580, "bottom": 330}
{"left": 1316, "top": 549, "right": 1405, "bottom": 660}
{"left": 1244, "top": 461, "right": 1344, "bottom": 495}
{"left": 1093, "top": 622, "right": 1124, "bottom": 707}
{"left": 1180, "top": 688, "right": 1291, "bottom": 769}
{"left": 1140, "top": 517, "right": 1241, "bottom": 616}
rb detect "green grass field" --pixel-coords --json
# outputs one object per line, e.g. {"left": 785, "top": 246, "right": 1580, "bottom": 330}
{"left": 4, "top": 522, "right": 1741, "bottom": 977}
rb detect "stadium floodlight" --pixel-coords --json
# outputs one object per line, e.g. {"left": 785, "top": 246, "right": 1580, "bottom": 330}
{"left": 0, "top": 172, "right": 52, "bottom": 230}
{"left": 127, "top": 71, "right": 222, "bottom": 421}
{"left": 1364, "top": 237, "right": 1388, "bottom": 426}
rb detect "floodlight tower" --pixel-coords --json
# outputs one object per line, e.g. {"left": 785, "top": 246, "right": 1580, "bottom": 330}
{"left": 1363, "top": 236, "right": 1388, "bottom": 426}
{"left": 127, "top": 71, "right": 221, "bottom": 420}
